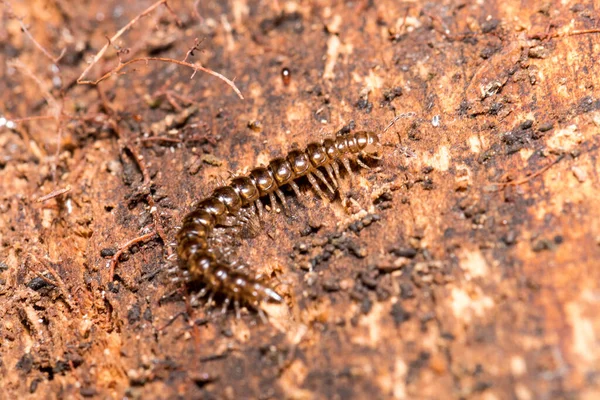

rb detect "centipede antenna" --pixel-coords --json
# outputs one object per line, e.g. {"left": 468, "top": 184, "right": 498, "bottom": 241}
{"left": 312, "top": 169, "right": 335, "bottom": 193}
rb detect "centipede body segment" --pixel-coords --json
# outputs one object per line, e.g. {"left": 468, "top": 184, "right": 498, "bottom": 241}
{"left": 175, "top": 130, "right": 381, "bottom": 316}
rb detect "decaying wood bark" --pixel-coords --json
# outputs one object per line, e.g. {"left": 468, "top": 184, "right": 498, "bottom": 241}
{"left": 1, "top": 1, "right": 599, "bottom": 398}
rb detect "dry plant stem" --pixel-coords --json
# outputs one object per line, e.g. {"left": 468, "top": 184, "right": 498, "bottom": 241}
{"left": 553, "top": 28, "right": 600, "bottom": 38}
{"left": 18, "top": 19, "right": 66, "bottom": 64}
{"left": 37, "top": 185, "right": 71, "bottom": 203}
{"left": 3, "top": 0, "right": 66, "bottom": 64}
{"left": 8, "top": 59, "right": 65, "bottom": 180}
{"left": 86, "top": 57, "right": 244, "bottom": 100}
{"left": 75, "top": 0, "right": 242, "bottom": 99}
{"left": 108, "top": 231, "right": 157, "bottom": 281}
{"left": 497, "top": 154, "right": 565, "bottom": 190}
{"left": 8, "top": 60, "right": 60, "bottom": 113}
{"left": 76, "top": 0, "right": 168, "bottom": 84}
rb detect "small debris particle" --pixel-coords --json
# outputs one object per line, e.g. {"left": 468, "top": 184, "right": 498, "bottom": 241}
{"left": 519, "top": 120, "right": 533, "bottom": 130}
{"left": 481, "top": 19, "right": 499, "bottom": 33}
{"left": 322, "top": 279, "right": 341, "bottom": 292}
{"left": 378, "top": 257, "right": 410, "bottom": 273}
{"left": 355, "top": 97, "right": 373, "bottom": 113}
{"left": 80, "top": 388, "right": 97, "bottom": 398}
{"left": 382, "top": 87, "right": 403, "bottom": 102}
{"left": 572, "top": 166, "right": 587, "bottom": 182}
{"left": 400, "top": 282, "right": 415, "bottom": 299}
{"left": 391, "top": 302, "right": 411, "bottom": 326}
{"left": 360, "top": 297, "right": 373, "bottom": 314}
{"left": 537, "top": 122, "right": 554, "bottom": 132}
{"left": 532, "top": 239, "right": 554, "bottom": 252}
{"left": 30, "top": 379, "right": 41, "bottom": 393}
{"left": 128, "top": 303, "right": 141, "bottom": 324}
{"left": 201, "top": 154, "right": 223, "bottom": 166}
{"left": 553, "top": 235, "right": 564, "bottom": 245}
{"left": 359, "top": 271, "right": 379, "bottom": 288}
{"left": 16, "top": 354, "right": 33, "bottom": 373}
{"left": 348, "top": 242, "right": 367, "bottom": 258}
{"left": 26, "top": 276, "right": 53, "bottom": 291}
{"left": 281, "top": 67, "right": 291, "bottom": 86}
{"left": 389, "top": 247, "right": 418, "bottom": 258}
{"left": 528, "top": 45, "right": 550, "bottom": 59}
{"left": 100, "top": 247, "right": 117, "bottom": 257}
{"left": 247, "top": 120, "right": 263, "bottom": 132}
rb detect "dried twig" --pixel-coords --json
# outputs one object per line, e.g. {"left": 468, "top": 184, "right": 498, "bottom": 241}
{"left": 18, "top": 19, "right": 66, "bottom": 64}
{"left": 495, "top": 154, "right": 565, "bottom": 190}
{"left": 108, "top": 231, "right": 158, "bottom": 281}
{"left": 7, "top": 59, "right": 60, "bottom": 113}
{"left": 37, "top": 185, "right": 71, "bottom": 203}
{"left": 77, "top": 0, "right": 168, "bottom": 84}
{"left": 75, "top": 1, "right": 242, "bottom": 98}
{"left": 3, "top": 0, "right": 66, "bottom": 64}
{"left": 552, "top": 28, "right": 600, "bottom": 38}
{"left": 83, "top": 56, "right": 244, "bottom": 100}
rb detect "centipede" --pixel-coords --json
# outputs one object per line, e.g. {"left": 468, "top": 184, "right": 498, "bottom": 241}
{"left": 174, "top": 130, "right": 381, "bottom": 319}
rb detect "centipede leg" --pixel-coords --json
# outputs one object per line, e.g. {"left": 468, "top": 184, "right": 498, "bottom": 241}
{"left": 221, "top": 297, "right": 230, "bottom": 315}
{"left": 332, "top": 160, "right": 342, "bottom": 184}
{"left": 289, "top": 180, "right": 302, "bottom": 199}
{"left": 206, "top": 291, "right": 215, "bottom": 310}
{"left": 342, "top": 157, "right": 353, "bottom": 175}
{"left": 269, "top": 192, "right": 279, "bottom": 212}
{"left": 254, "top": 199, "right": 264, "bottom": 219}
{"left": 313, "top": 169, "right": 335, "bottom": 193}
{"left": 257, "top": 308, "right": 268, "bottom": 323}
{"left": 275, "top": 189, "right": 288, "bottom": 214}
{"left": 234, "top": 299, "right": 241, "bottom": 319}
{"left": 190, "top": 287, "right": 208, "bottom": 307}
{"left": 356, "top": 158, "right": 371, "bottom": 170}
{"left": 324, "top": 164, "right": 338, "bottom": 188}
{"left": 307, "top": 172, "right": 328, "bottom": 200}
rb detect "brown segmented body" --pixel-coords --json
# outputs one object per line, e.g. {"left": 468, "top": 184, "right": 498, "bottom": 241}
{"left": 175, "top": 131, "right": 380, "bottom": 316}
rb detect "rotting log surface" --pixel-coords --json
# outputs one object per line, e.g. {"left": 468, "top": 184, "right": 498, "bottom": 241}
{"left": 1, "top": 1, "right": 599, "bottom": 399}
